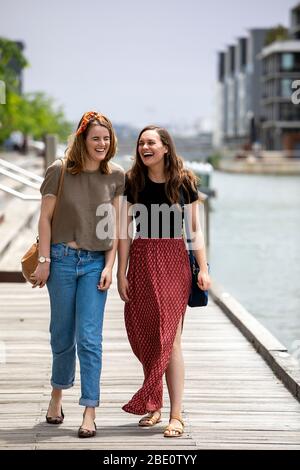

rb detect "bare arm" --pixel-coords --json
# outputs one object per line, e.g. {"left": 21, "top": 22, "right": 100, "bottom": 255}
{"left": 98, "top": 196, "right": 121, "bottom": 291}
{"left": 186, "top": 200, "right": 211, "bottom": 290}
{"left": 31, "top": 196, "right": 56, "bottom": 288}
{"left": 117, "top": 200, "right": 133, "bottom": 302}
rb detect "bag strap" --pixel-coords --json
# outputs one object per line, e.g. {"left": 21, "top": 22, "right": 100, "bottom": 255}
{"left": 179, "top": 187, "right": 185, "bottom": 209}
{"left": 51, "top": 157, "right": 66, "bottom": 225}
{"left": 179, "top": 187, "right": 192, "bottom": 247}
{"left": 36, "top": 158, "right": 66, "bottom": 244}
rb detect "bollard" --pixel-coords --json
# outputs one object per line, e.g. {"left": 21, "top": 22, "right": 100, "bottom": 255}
{"left": 198, "top": 192, "right": 210, "bottom": 251}
{"left": 204, "top": 197, "right": 210, "bottom": 251}
{"left": 44, "top": 134, "right": 58, "bottom": 172}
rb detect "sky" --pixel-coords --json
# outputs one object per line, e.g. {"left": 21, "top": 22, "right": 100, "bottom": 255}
{"left": 0, "top": 0, "right": 297, "bottom": 131}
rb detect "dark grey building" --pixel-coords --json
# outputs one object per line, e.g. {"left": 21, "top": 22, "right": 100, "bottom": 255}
{"left": 260, "top": 4, "right": 300, "bottom": 153}
{"left": 214, "top": 29, "right": 269, "bottom": 149}
{"left": 235, "top": 37, "right": 248, "bottom": 140}
{"left": 6, "top": 41, "right": 25, "bottom": 95}
{"left": 213, "top": 52, "right": 225, "bottom": 147}
{"left": 290, "top": 3, "right": 300, "bottom": 39}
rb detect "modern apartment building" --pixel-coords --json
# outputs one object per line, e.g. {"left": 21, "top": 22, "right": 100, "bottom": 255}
{"left": 8, "top": 41, "right": 25, "bottom": 95}
{"left": 213, "top": 52, "right": 225, "bottom": 148}
{"left": 260, "top": 4, "right": 300, "bottom": 153}
{"left": 235, "top": 37, "right": 248, "bottom": 139}
{"left": 290, "top": 2, "right": 300, "bottom": 39}
{"left": 214, "top": 3, "right": 300, "bottom": 154}
{"left": 214, "top": 29, "right": 269, "bottom": 149}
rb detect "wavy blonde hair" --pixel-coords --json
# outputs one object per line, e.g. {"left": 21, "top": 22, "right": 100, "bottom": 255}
{"left": 65, "top": 113, "right": 117, "bottom": 174}
{"left": 127, "top": 125, "right": 199, "bottom": 204}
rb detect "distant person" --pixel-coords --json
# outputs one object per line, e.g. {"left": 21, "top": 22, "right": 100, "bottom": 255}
{"left": 117, "top": 125, "right": 211, "bottom": 437}
{"left": 31, "top": 111, "right": 124, "bottom": 438}
{"left": 253, "top": 142, "right": 262, "bottom": 159}
{"left": 10, "top": 130, "right": 23, "bottom": 152}
{"left": 20, "top": 134, "right": 29, "bottom": 155}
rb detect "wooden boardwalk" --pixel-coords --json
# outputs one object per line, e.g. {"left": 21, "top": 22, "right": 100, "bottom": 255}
{"left": 0, "top": 281, "right": 300, "bottom": 450}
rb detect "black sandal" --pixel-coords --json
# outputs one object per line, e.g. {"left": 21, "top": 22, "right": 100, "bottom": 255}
{"left": 78, "top": 422, "right": 97, "bottom": 438}
{"left": 46, "top": 407, "right": 64, "bottom": 425}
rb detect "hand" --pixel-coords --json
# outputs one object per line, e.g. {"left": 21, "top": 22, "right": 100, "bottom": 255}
{"left": 117, "top": 273, "right": 129, "bottom": 302}
{"left": 30, "top": 263, "right": 50, "bottom": 288}
{"left": 97, "top": 266, "right": 112, "bottom": 291}
{"left": 197, "top": 270, "right": 211, "bottom": 291}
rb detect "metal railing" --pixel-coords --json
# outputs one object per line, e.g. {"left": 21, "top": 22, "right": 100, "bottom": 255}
{"left": 0, "top": 158, "right": 42, "bottom": 200}
{"left": 0, "top": 183, "right": 41, "bottom": 200}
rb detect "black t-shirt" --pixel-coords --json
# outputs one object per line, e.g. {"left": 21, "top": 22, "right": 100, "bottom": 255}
{"left": 124, "top": 174, "right": 198, "bottom": 238}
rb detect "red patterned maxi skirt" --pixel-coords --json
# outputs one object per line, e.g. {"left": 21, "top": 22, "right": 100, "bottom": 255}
{"left": 122, "top": 238, "right": 192, "bottom": 415}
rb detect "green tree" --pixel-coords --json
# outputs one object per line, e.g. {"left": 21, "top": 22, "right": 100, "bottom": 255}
{"left": 0, "top": 38, "right": 28, "bottom": 141}
{"left": 265, "top": 25, "right": 289, "bottom": 46}
{"left": 0, "top": 38, "right": 27, "bottom": 94}
{"left": 17, "top": 92, "right": 72, "bottom": 141}
{"left": 0, "top": 37, "right": 72, "bottom": 145}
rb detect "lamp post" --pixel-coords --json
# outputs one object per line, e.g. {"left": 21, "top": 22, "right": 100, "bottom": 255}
{"left": 246, "top": 110, "right": 255, "bottom": 147}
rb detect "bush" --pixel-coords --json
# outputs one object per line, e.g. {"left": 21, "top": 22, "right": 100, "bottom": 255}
{"left": 207, "top": 153, "right": 221, "bottom": 169}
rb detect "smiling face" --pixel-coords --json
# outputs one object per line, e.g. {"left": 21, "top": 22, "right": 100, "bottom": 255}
{"left": 85, "top": 124, "right": 111, "bottom": 165}
{"left": 138, "top": 130, "right": 168, "bottom": 169}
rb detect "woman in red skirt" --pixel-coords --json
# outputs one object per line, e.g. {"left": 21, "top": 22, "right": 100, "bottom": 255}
{"left": 117, "top": 126, "right": 211, "bottom": 437}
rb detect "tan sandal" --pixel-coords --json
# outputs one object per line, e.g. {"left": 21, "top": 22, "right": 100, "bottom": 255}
{"left": 163, "top": 415, "right": 184, "bottom": 438}
{"left": 138, "top": 411, "right": 162, "bottom": 427}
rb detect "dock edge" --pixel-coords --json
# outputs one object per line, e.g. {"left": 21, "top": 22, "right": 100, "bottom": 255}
{"left": 210, "top": 280, "right": 300, "bottom": 402}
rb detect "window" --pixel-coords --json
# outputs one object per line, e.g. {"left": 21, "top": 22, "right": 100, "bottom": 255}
{"left": 281, "top": 79, "right": 293, "bottom": 98}
{"left": 265, "top": 104, "right": 274, "bottom": 121}
{"left": 280, "top": 103, "right": 300, "bottom": 121}
{"left": 281, "top": 53, "right": 294, "bottom": 70}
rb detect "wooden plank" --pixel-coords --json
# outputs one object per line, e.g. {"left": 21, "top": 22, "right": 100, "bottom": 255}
{"left": 1, "top": 282, "right": 300, "bottom": 450}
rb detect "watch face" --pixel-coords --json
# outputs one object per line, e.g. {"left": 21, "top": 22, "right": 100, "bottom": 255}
{"left": 39, "top": 256, "right": 46, "bottom": 263}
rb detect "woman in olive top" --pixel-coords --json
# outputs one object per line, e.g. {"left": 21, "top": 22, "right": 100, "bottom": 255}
{"left": 32, "top": 111, "right": 124, "bottom": 438}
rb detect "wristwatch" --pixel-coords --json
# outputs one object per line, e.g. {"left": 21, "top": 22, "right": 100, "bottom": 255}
{"left": 38, "top": 256, "right": 51, "bottom": 264}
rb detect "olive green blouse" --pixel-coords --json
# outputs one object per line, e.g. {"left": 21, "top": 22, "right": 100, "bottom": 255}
{"left": 40, "top": 159, "right": 125, "bottom": 251}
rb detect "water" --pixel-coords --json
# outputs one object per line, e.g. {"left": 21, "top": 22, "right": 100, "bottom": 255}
{"left": 210, "top": 171, "right": 300, "bottom": 350}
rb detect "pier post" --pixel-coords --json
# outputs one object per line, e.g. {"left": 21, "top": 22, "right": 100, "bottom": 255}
{"left": 44, "top": 134, "right": 57, "bottom": 172}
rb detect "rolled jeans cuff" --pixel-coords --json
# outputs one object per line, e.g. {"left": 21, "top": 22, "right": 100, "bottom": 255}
{"left": 51, "top": 380, "right": 74, "bottom": 390}
{"left": 79, "top": 397, "right": 99, "bottom": 407}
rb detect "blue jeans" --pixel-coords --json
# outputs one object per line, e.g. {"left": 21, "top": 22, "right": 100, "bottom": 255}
{"left": 46, "top": 243, "right": 107, "bottom": 407}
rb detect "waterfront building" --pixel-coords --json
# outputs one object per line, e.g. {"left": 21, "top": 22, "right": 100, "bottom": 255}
{"left": 260, "top": 4, "right": 300, "bottom": 154}
{"left": 214, "top": 29, "right": 268, "bottom": 151}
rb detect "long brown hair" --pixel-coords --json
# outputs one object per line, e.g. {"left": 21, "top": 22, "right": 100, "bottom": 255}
{"left": 65, "top": 113, "right": 117, "bottom": 174}
{"left": 127, "top": 125, "right": 199, "bottom": 204}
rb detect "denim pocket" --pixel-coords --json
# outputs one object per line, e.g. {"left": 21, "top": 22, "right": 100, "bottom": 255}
{"left": 88, "top": 256, "right": 105, "bottom": 273}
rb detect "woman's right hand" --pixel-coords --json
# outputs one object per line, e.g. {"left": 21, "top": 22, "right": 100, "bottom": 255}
{"left": 117, "top": 273, "right": 129, "bottom": 302}
{"left": 30, "top": 263, "right": 50, "bottom": 288}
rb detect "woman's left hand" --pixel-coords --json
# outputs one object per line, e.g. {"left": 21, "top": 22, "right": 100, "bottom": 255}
{"left": 97, "top": 267, "right": 112, "bottom": 291}
{"left": 197, "top": 270, "right": 211, "bottom": 291}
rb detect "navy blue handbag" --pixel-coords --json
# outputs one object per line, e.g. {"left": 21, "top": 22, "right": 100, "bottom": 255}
{"left": 179, "top": 189, "right": 209, "bottom": 308}
{"left": 188, "top": 251, "right": 209, "bottom": 307}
